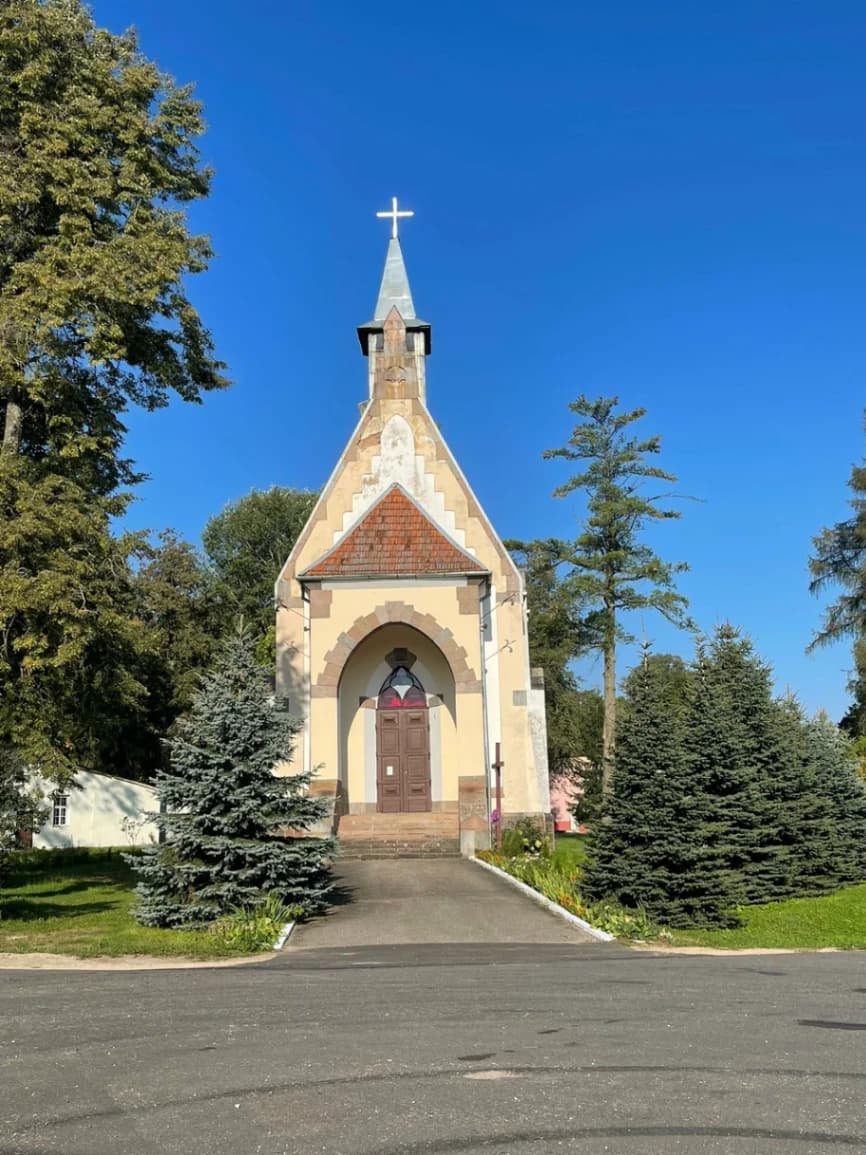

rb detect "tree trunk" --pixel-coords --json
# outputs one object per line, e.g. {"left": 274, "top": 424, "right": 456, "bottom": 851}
{"left": 601, "top": 610, "right": 616, "bottom": 801}
{"left": 1, "top": 397, "right": 23, "bottom": 456}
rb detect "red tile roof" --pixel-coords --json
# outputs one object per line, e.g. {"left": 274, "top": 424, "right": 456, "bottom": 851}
{"left": 303, "top": 485, "right": 486, "bottom": 578}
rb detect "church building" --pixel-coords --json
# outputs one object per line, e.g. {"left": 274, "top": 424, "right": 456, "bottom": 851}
{"left": 276, "top": 201, "right": 550, "bottom": 855}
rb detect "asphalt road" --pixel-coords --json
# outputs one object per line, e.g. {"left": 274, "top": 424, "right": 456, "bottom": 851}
{"left": 4, "top": 939, "right": 866, "bottom": 1155}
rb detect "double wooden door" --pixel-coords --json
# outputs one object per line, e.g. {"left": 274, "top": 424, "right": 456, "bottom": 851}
{"left": 375, "top": 707, "right": 431, "bottom": 812}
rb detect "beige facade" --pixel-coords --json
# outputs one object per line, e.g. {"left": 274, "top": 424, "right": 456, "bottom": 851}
{"left": 276, "top": 236, "right": 549, "bottom": 852}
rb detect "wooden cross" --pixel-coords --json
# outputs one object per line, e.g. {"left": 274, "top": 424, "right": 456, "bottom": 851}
{"left": 376, "top": 196, "right": 414, "bottom": 239}
{"left": 492, "top": 741, "right": 504, "bottom": 852}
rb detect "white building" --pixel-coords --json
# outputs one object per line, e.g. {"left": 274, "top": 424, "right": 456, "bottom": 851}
{"left": 32, "top": 770, "right": 159, "bottom": 850}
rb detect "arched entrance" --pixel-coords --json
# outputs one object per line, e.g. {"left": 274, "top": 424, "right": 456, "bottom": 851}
{"left": 337, "top": 623, "right": 458, "bottom": 814}
{"left": 375, "top": 666, "right": 431, "bottom": 812}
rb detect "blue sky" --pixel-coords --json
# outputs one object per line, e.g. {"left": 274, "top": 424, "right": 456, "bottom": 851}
{"left": 97, "top": 0, "right": 865, "bottom": 719}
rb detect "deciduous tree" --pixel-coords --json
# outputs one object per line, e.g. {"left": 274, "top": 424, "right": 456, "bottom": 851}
{"left": 0, "top": 0, "right": 227, "bottom": 474}
{"left": 506, "top": 537, "right": 597, "bottom": 775}
{"left": 203, "top": 487, "right": 318, "bottom": 658}
{"left": 0, "top": 0, "right": 226, "bottom": 780}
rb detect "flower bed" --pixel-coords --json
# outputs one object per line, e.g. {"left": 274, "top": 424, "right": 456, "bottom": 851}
{"left": 476, "top": 849, "right": 657, "bottom": 940}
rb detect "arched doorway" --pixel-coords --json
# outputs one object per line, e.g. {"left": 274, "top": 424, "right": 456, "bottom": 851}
{"left": 375, "top": 666, "right": 431, "bottom": 812}
{"left": 337, "top": 624, "right": 456, "bottom": 814}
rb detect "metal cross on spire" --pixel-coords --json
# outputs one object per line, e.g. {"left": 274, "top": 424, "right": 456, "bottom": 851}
{"left": 376, "top": 196, "right": 414, "bottom": 240}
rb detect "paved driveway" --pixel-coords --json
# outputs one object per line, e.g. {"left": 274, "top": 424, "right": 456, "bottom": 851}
{"left": 289, "top": 858, "right": 597, "bottom": 948}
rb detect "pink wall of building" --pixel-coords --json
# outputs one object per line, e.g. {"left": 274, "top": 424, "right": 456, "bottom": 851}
{"left": 549, "top": 774, "right": 583, "bottom": 834}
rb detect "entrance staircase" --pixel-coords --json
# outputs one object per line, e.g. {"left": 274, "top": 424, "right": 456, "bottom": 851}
{"left": 336, "top": 811, "right": 460, "bottom": 859}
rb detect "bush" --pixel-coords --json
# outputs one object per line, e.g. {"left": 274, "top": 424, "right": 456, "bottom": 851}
{"left": 209, "top": 893, "right": 303, "bottom": 952}
{"left": 9, "top": 846, "right": 138, "bottom": 870}
{"left": 501, "top": 817, "right": 551, "bottom": 859}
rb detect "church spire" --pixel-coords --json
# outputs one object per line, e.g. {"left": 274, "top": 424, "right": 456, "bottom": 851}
{"left": 373, "top": 237, "right": 416, "bottom": 322}
{"left": 357, "top": 197, "right": 431, "bottom": 359}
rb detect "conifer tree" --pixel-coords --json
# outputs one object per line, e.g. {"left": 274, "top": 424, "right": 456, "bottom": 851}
{"left": 584, "top": 628, "right": 866, "bottom": 929}
{"left": 808, "top": 412, "right": 866, "bottom": 740}
{"left": 544, "top": 396, "right": 691, "bottom": 800}
{"left": 759, "top": 696, "right": 838, "bottom": 900}
{"left": 686, "top": 628, "right": 837, "bottom": 905}
{"left": 803, "top": 712, "right": 866, "bottom": 884}
{"left": 839, "top": 638, "right": 866, "bottom": 739}
{"left": 686, "top": 628, "right": 796, "bottom": 906}
{"left": 582, "top": 655, "right": 741, "bottom": 927}
{"left": 131, "top": 632, "right": 334, "bottom": 928}
{"left": 808, "top": 412, "right": 866, "bottom": 652}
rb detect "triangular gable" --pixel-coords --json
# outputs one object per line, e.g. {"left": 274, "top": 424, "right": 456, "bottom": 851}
{"left": 301, "top": 485, "right": 487, "bottom": 579}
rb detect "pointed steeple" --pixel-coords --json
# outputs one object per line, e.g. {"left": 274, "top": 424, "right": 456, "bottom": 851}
{"left": 357, "top": 199, "right": 431, "bottom": 356}
{"left": 373, "top": 238, "right": 416, "bottom": 321}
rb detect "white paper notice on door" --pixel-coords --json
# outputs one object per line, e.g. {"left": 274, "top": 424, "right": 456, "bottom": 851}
{"left": 386, "top": 766, "right": 395, "bottom": 776}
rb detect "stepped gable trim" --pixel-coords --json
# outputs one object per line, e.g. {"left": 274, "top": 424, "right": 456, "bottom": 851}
{"left": 311, "top": 602, "right": 482, "bottom": 698}
{"left": 300, "top": 483, "right": 487, "bottom": 580}
{"left": 277, "top": 397, "right": 524, "bottom": 594}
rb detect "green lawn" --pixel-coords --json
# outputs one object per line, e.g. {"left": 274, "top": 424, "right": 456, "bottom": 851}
{"left": 669, "top": 882, "right": 866, "bottom": 950}
{"left": 0, "top": 849, "right": 256, "bottom": 959}
{"left": 552, "top": 833, "right": 589, "bottom": 870}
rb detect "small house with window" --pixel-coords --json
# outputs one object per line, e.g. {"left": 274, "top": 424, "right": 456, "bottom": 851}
{"left": 31, "top": 770, "right": 159, "bottom": 850}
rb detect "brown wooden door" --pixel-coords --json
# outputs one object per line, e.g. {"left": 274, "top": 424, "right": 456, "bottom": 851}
{"left": 376, "top": 707, "right": 431, "bottom": 812}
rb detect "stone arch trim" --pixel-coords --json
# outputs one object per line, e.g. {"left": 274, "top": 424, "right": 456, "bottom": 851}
{"left": 313, "top": 600, "right": 481, "bottom": 698}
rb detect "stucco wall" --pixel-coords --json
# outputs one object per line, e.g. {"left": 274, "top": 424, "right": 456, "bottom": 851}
{"left": 275, "top": 319, "right": 549, "bottom": 819}
{"left": 302, "top": 585, "right": 485, "bottom": 802}
{"left": 32, "top": 771, "right": 159, "bottom": 850}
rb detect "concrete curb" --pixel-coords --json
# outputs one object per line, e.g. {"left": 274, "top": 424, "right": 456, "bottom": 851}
{"left": 273, "top": 921, "right": 296, "bottom": 951}
{"left": 0, "top": 951, "right": 277, "bottom": 971}
{"left": 470, "top": 856, "right": 615, "bottom": 943}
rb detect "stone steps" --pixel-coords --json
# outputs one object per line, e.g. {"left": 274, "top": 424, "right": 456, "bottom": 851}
{"left": 336, "top": 812, "right": 461, "bottom": 859}
{"left": 338, "top": 840, "right": 461, "bottom": 859}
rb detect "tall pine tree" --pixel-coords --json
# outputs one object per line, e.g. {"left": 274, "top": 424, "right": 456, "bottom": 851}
{"left": 131, "top": 632, "right": 334, "bottom": 928}
{"left": 543, "top": 396, "right": 691, "bottom": 800}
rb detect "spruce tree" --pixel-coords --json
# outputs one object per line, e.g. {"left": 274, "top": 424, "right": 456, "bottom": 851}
{"left": 131, "top": 632, "right": 334, "bottom": 928}
{"left": 688, "top": 628, "right": 836, "bottom": 905}
{"left": 759, "top": 696, "right": 838, "bottom": 900}
{"left": 804, "top": 712, "right": 866, "bottom": 884}
{"left": 680, "top": 634, "right": 764, "bottom": 905}
{"left": 686, "top": 628, "right": 800, "bottom": 906}
{"left": 582, "top": 655, "right": 740, "bottom": 927}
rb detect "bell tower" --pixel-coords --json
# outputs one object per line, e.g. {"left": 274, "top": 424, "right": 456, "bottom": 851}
{"left": 356, "top": 198, "right": 431, "bottom": 404}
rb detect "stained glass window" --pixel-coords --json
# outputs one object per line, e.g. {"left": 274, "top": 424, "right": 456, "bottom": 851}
{"left": 378, "top": 666, "right": 426, "bottom": 709}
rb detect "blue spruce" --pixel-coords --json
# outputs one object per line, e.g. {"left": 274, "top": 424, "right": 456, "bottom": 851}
{"left": 803, "top": 712, "right": 866, "bottom": 885}
{"left": 582, "top": 654, "right": 741, "bottom": 927}
{"left": 130, "top": 630, "right": 334, "bottom": 927}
